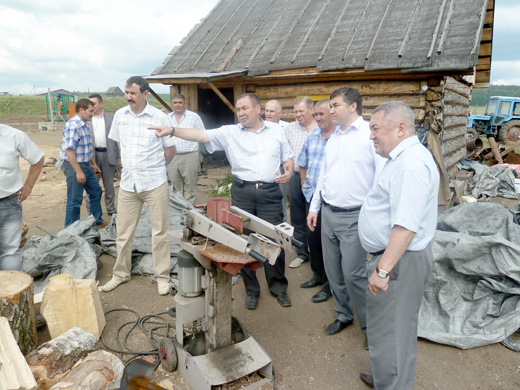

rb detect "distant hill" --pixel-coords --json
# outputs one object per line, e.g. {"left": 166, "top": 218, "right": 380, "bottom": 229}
{"left": 471, "top": 85, "right": 520, "bottom": 106}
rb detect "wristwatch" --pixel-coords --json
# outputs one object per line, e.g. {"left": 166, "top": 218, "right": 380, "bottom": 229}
{"left": 376, "top": 267, "right": 389, "bottom": 279}
{"left": 169, "top": 126, "right": 176, "bottom": 137}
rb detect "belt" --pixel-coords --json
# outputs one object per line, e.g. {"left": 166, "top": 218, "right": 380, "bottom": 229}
{"left": 321, "top": 196, "right": 361, "bottom": 213}
{"left": 63, "top": 160, "right": 90, "bottom": 167}
{"left": 0, "top": 193, "right": 18, "bottom": 201}
{"left": 233, "top": 177, "right": 278, "bottom": 190}
{"left": 95, "top": 147, "right": 107, "bottom": 152}
{"left": 369, "top": 250, "right": 385, "bottom": 257}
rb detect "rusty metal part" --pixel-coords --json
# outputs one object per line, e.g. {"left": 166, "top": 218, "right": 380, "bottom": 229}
{"left": 199, "top": 244, "right": 257, "bottom": 265}
{"left": 488, "top": 137, "right": 504, "bottom": 164}
{"left": 466, "top": 137, "right": 484, "bottom": 149}
{"left": 126, "top": 375, "right": 166, "bottom": 390}
{"left": 121, "top": 359, "right": 155, "bottom": 390}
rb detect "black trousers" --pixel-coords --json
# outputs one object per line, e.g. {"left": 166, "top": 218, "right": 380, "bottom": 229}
{"left": 231, "top": 182, "right": 288, "bottom": 297}
{"left": 306, "top": 201, "right": 329, "bottom": 289}
{"left": 289, "top": 173, "right": 310, "bottom": 260}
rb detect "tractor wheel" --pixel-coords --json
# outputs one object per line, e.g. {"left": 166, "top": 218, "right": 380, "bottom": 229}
{"left": 159, "top": 338, "right": 178, "bottom": 372}
{"left": 466, "top": 128, "right": 479, "bottom": 141}
{"left": 499, "top": 120, "right": 520, "bottom": 144}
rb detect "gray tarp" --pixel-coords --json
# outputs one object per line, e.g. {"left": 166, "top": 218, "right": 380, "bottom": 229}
{"left": 22, "top": 190, "right": 193, "bottom": 294}
{"left": 466, "top": 163, "right": 518, "bottom": 199}
{"left": 418, "top": 202, "right": 520, "bottom": 349}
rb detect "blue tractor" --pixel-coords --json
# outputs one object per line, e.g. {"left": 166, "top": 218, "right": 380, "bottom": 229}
{"left": 468, "top": 96, "right": 520, "bottom": 143}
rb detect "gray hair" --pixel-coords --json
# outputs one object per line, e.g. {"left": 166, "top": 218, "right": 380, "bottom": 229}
{"left": 294, "top": 96, "right": 314, "bottom": 109}
{"left": 372, "top": 101, "right": 415, "bottom": 134}
{"left": 315, "top": 98, "right": 330, "bottom": 109}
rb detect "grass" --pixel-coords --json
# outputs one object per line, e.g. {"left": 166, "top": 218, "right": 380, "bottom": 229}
{"left": 0, "top": 94, "right": 170, "bottom": 117}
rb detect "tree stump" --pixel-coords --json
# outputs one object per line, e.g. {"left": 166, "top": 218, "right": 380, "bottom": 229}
{"left": 0, "top": 270, "right": 37, "bottom": 355}
{"left": 41, "top": 273, "right": 106, "bottom": 339}
{"left": 26, "top": 327, "right": 98, "bottom": 390}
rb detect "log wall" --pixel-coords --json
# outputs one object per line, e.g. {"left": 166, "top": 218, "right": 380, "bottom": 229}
{"left": 172, "top": 74, "right": 471, "bottom": 179}
{"left": 252, "top": 79, "right": 430, "bottom": 122}
{"left": 441, "top": 76, "right": 471, "bottom": 176}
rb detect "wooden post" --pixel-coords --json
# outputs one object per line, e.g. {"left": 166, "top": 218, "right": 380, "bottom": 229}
{"left": 180, "top": 84, "right": 198, "bottom": 112}
{"left": 205, "top": 265, "right": 232, "bottom": 352}
{"left": 0, "top": 270, "right": 37, "bottom": 355}
{"left": 26, "top": 327, "right": 98, "bottom": 389}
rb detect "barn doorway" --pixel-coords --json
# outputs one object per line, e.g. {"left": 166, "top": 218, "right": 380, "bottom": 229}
{"left": 197, "top": 87, "right": 235, "bottom": 129}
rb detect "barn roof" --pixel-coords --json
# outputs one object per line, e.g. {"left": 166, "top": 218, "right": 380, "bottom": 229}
{"left": 151, "top": 0, "right": 491, "bottom": 81}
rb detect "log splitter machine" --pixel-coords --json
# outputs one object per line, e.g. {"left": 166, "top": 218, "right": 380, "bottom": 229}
{"left": 160, "top": 198, "right": 301, "bottom": 389}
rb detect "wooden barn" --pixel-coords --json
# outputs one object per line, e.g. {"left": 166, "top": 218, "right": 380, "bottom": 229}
{"left": 147, "top": 0, "right": 494, "bottom": 195}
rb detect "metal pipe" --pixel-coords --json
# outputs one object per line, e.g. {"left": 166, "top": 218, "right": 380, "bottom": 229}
{"left": 466, "top": 138, "right": 484, "bottom": 149}
{"left": 488, "top": 137, "right": 504, "bottom": 164}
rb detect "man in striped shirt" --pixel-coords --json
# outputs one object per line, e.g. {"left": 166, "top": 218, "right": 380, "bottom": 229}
{"left": 167, "top": 94, "right": 205, "bottom": 204}
{"left": 101, "top": 76, "right": 177, "bottom": 296}
{"left": 150, "top": 93, "right": 295, "bottom": 309}
{"left": 284, "top": 97, "right": 316, "bottom": 269}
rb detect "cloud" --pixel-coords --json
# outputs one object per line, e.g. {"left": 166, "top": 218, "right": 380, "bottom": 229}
{"left": 0, "top": 0, "right": 219, "bottom": 95}
{"left": 491, "top": 60, "right": 520, "bottom": 85}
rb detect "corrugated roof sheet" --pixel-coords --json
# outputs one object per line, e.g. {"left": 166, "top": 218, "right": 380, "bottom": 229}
{"left": 152, "top": 0, "right": 488, "bottom": 77}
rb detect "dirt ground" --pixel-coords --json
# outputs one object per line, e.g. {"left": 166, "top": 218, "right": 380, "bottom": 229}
{"left": 10, "top": 125, "right": 520, "bottom": 389}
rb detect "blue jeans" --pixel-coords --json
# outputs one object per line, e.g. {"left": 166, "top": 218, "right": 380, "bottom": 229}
{"left": 0, "top": 193, "right": 22, "bottom": 270}
{"left": 63, "top": 160, "right": 103, "bottom": 227}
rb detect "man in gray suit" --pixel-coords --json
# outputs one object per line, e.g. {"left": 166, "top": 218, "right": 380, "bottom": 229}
{"left": 87, "top": 94, "right": 118, "bottom": 215}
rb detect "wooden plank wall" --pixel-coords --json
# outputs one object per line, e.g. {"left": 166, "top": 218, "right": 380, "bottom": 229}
{"left": 441, "top": 76, "right": 471, "bottom": 176}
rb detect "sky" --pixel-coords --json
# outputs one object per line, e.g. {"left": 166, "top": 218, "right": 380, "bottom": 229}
{"left": 0, "top": 0, "right": 519, "bottom": 96}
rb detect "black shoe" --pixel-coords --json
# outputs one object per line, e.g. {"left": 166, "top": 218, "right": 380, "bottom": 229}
{"left": 325, "top": 319, "right": 353, "bottom": 335}
{"left": 245, "top": 295, "right": 258, "bottom": 310}
{"left": 276, "top": 292, "right": 292, "bottom": 307}
{"left": 300, "top": 277, "right": 323, "bottom": 289}
{"left": 311, "top": 290, "right": 331, "bottom": 303}
{"left": 360, "top": 373, "right": 374, "bottom": 388}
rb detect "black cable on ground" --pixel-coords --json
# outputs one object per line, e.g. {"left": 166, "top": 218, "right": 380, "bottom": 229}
{"left": 101, "top": 308, "right": 176, "bottom": 366}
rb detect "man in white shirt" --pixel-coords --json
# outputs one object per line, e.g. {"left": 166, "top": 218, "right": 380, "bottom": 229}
{"left": 150, "top": 93, "right": 295, "bottom": 310}
{"left": 307, "top": 87, "right": 385, "bottom": 340}
{"left": 264, "top": 99, "right": 289, "bottom": 221}
{"left": 167, "top": 94, "right": 205, "bottom": 204}
{"left": 87, "top": 94, "right": 118, "bottom": 215}
{"left": 358, "top": 102, "right": 439, "bottom": 389}
{"left": 285, "top": 97, "right": 316, "bottom": 268}
{"left": 101, "top": 76, "right": 177, "bottom": 296}
{"left": 0, "top": 124, "right": 44, "bottom": 270}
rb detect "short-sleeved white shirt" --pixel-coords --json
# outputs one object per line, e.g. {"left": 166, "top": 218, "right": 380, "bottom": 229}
{"left": 109, "top": 103, "right": 176, "bottom": 192}
{"left": 0, "top": 124, "right": 44, "bottom": 198}
{"left": 205, "top": 120, "right": 294, "bottom": 182}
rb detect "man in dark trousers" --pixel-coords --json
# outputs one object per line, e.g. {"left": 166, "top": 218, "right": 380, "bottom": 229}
{"left": 86, "top": 94, "right": 118, "bottom": 215}
{"left": 150, "top": 93, "right": 294, "bottom": 309}
{"left": 298, "top": 98, "right": 335, "bottom": 303}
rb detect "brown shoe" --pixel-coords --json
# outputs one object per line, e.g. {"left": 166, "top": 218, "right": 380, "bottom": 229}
{"left": 360, "top": 373, "right": 374, "bottom": 388}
